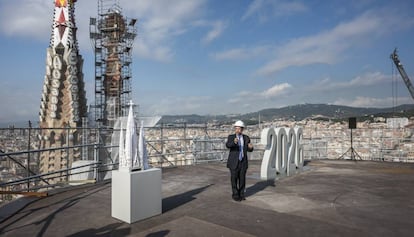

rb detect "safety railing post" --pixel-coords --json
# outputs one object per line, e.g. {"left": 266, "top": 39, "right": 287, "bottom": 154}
{"left": 27, "top": 121, "right": 32, "bottom": 191}
{"left": 94, "top": 144, "right": 98, "bottom": 182}
{"left": 66, "top": 125, "right": 70, "bottom": 182}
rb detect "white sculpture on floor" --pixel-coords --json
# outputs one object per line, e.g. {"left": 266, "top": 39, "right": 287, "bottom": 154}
{"left": 112, "top": 101, "right": 162, "bottom": 224}
{"left": 119, "top": 101, "right": 140, "bottom": 171}
{"left": 138, "top": 121, "right": 150, "bottom": 170}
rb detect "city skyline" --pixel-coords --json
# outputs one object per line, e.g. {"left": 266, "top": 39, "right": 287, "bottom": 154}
{"left": 1, "top": 0, "right": 414, "bottom": 123}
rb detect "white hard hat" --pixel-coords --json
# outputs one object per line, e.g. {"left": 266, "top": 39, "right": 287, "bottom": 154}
{"left": 234, "top": 120, "right": 245, "bottom": 128}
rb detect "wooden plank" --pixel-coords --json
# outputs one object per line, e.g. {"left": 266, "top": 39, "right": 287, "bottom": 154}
{"left": 0, "top": 191, "right": 48, "bottom": 197}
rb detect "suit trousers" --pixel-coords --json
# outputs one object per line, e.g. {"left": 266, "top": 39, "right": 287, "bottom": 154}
{"left": 229, "top": 160, "right": 247, "bottom": 198}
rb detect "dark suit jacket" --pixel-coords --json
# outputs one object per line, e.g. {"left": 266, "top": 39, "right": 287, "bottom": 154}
{"left": 226, "top": 134, "right": 254, "bottom": 170}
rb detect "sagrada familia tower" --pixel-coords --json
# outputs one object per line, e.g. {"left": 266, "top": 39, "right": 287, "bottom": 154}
{"left": 38, "top": 0, "right": 87, "bottom": 178}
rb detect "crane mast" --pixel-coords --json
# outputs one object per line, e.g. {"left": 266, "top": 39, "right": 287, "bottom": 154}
{"left": 390, "top": 48, "right": 414, "bottom": 101}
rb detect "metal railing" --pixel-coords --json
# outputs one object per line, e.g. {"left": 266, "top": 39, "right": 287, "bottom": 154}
{"left": 301, "top": 127, "right": 414, "bottom": 162}
{"left": 0, "top": 125, "right": 244, "bottom": 204}
{"left": 1, "top": 123, "right": 414, "bottom": 204}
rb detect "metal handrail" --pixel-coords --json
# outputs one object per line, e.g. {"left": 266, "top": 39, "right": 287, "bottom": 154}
{"left": 0, "top": 143, "right": 98, "bottom": 157}
{"left": 2, "top": 125, "right": 413, "bottom": 204}
{"left": 0, "top": 149, "right": 50, "bottom": 185}
{"left": 0, "top": 162, "right": 101, "bottom": 187}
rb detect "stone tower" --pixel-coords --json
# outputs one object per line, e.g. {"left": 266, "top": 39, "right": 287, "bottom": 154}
{"left": 90, "top": 0, "right": 137, "bottom": 128}
{"left": 38, "top": 0, "right": 87, "bottom": 179}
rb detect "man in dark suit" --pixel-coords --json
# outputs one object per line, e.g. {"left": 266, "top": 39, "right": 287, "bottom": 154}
{"left": 226, "top": 120, "right": 254, "bottom": 201}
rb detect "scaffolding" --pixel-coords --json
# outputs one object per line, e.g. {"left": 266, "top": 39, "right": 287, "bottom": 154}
{"left": 90, "top": 0, "right": 137, "bottom": 128}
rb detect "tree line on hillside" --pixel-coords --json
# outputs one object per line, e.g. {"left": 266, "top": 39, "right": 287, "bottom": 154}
{"left": 158, "top": 104, "right": 414, "bottom": 125}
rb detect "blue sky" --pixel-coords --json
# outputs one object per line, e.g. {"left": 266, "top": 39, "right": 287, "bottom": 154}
{"left": 1, "top": 0, "right": 414, "bottom": 122}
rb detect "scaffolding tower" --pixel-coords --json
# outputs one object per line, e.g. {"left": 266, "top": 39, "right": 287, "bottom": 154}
{"left": 90, "top": 0, "right": 137, "bottom": 128}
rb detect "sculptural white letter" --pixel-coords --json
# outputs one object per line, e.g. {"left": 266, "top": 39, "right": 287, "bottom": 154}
{"left": 260, "top": 128, "right": 277, "bottom": 179}
{"left": 260, "top": 127, "right": 304, "bottom": 180}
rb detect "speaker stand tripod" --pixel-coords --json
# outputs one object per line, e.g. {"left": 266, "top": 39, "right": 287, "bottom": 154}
{"left": 338, "top": 128, "right": 362, "bottom": 160}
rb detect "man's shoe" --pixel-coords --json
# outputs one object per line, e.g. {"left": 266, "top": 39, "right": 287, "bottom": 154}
{"left": 232, "top": 196, "right": 241, "bottom": 202}
{"left": 240, "top": 196, "right": 246, "bottom": 201}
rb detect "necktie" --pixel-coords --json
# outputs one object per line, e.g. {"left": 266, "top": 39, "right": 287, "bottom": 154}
{"left": 238, "top": 135, "right": 243, "bottom": 161}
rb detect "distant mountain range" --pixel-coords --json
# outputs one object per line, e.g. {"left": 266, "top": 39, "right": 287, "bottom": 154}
{"left": 2, "top": 104, "right": 414, "bottom": 128}
{"left": 159, "top": 104, "right": 414, "bottom": 125}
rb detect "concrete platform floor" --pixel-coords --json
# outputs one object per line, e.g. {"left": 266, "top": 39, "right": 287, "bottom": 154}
{"left": 1, "top": 160, "right": 414, "bottom": 237}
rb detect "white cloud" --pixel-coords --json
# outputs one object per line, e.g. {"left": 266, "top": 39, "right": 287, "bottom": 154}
{"left": 145, "top": 95, "right": 213, "bottom": 115}
{"left": 255, "top": 10, "right": 414, "bottom": 76}
{"left": 347, "top": 72, "right": 390, "bottom": 86}
{"left": 212, "top": 9, "right": 414, "bottom": 76}
{"left": 228, "top": 83, "right": 292, "bottom": 104}
{"left": 216, "top": 10, "right": 391, "bottom": 72}
{"left": 242, "top": 0, "right": 307, "bottom": 21}
{"left": 121, "top": 0, "right": 207, "bottom": 61}
{"left": 201, "top": 21, "right": 227, "bottom": 45}
{"left": 0, "top": 0, "right": 97, "bottom": 52}
{"left": 310, "top": 72, "right": 390, "bottom": 91}
{"left": 0, "top": 0, "right": 51, "bottom": 40}
{"left": 0, "top": 0, "right": 208, "bottom": 62}
{"left": 256, "top": 50, "right": 337, "bottom": 76}
{"left": 212, "top": 48, "right": 249, "bottom": 60}
{"left": 211, "top": 45, "right": 272, "bottom": 61}
{"left": 226, "top": 90, "right": 254, "bottom": 104}
{"left": 134, "top": 42, "right": 174, "bottom": 62}
{"left": 193, "top": 20, "right": 228, "bottom": 45}
{"left": 242, "top": 0, "right": 265, "bottom": 21}
{"left": 262, "top": 83, "right": 292, "bottom": 98}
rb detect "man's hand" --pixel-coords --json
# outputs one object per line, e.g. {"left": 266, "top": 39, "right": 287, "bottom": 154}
{"left": 248, "top": 143, "right": 253, "bottom": 149}
{"left": 234, "top": 137, "right": 239, "bottom": 144}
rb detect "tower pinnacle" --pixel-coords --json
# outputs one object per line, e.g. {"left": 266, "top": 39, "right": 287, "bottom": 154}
{"left": 38, "top": 0, "right": 87, "bottom": 180}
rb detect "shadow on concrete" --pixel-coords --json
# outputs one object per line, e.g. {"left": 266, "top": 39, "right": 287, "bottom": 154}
{"left": 66, "top": 223, "right": 131, "bottom": 237}
{"left": 0, "top": 184, "right": 110, "bottom": 235}
{"left": 162, "top": 184, "right": 212, "bottom": 213}
{"left": 145, "top": 230, "right": 170, "bottom": 237}
{"left": 245, "top": 180, "right": 275, "bottom": 198}
{"left": 34, "top": 197, "right": 80, "bottom": 237}
{"left": 0, "top": 196, "right": 38, "bottom": 224}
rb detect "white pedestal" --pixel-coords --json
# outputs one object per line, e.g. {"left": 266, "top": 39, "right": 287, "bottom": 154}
{"left": 111, "top": 168, "right": 162, "bottom": 224}
{"left": 69, "top": 160, "right": 95, "bottom": 185}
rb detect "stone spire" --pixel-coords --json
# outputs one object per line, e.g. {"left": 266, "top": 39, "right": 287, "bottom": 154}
{"left": 39, "top": 0, "right": 87, "bottom": 128}
{"left": 38, "top": 0, "right": 88, "bottom": 179}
